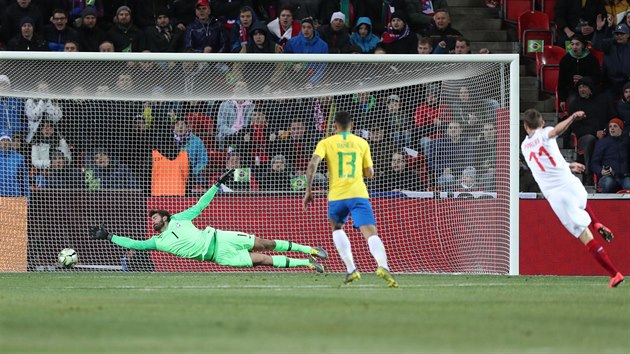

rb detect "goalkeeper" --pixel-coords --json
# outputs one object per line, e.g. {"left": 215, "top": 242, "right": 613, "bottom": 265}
{"left": 90, "top": 169, "right": 326, "bottom": 272}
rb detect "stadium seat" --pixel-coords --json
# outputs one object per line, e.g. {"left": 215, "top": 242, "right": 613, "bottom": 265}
{"left": 535, "top": 45, "right": 565, "bottom": 93}
{"left": 519, "top": 11, "right": 555, "bottom": 58}
{"left": 587, "top": 44, "right": 604, "bottom": 65}
{"left": 505, "top": 0, "right": 534, "bottom": 23}
{"left": 539, "top": 0, "right": 556, "bottom": 22}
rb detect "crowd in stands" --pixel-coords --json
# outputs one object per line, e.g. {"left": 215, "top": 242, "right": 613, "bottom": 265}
{"left": 551, "top": 1, "right": 630, "bottom": 193}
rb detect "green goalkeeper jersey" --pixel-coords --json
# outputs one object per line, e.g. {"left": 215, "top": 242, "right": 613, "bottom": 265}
{"left": 111, "top": 185, "right": 219, "bottom": 261}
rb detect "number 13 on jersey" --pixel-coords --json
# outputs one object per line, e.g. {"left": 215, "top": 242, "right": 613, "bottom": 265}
{"left": 337, "top": 152, "right": 357, "bottom": 178}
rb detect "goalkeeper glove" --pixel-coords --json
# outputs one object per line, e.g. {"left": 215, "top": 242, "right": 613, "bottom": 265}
{"left": 215, "top": 168, "right": 235, "bottom": 186}
{"left": 89, "top": 224, "right": 112, "bottom": 240}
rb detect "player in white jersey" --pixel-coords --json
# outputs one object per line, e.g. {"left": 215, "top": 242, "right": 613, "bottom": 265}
{"left": 521, "top": 109, "right": 624, "bottom": 288}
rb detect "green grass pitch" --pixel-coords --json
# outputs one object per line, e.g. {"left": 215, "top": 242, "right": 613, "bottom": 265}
{"left": 1, "top": 273, "right": 628, "bottom": 353}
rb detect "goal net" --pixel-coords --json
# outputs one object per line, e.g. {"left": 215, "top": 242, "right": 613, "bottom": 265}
{"left": 0, "top": 52, "right": 519, "bottom": 274}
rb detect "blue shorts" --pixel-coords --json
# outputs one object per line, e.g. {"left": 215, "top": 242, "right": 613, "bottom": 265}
{"left": 328, "top": 198, "right": 376, "bottom": 228}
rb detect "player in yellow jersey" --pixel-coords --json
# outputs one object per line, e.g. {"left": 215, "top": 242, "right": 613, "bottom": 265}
{"left": 303, "top": 111, "right": 398, "bottom": 288}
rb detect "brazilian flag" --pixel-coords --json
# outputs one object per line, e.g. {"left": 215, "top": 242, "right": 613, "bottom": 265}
{"left": 291, "top": 175, "right": 307, "bottom": 191}
{"left": 527, "top": 39, "right": 544, "bottom": 53}
{"left": 234, "top": 168, "right": 251, "bottom": 182}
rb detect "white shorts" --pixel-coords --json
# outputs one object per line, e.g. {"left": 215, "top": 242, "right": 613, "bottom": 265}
{"left": 545, "top": 178, "right": 590, "bottom": 237}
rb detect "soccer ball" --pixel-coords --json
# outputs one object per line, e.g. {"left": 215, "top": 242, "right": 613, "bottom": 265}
{"left": 58, "top": 248, "right": 78, "bottom": 268}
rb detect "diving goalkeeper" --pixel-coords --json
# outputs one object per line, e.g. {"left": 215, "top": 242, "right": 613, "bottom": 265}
{"left": 90, "top": 169, "right": 327, "bottom": 272}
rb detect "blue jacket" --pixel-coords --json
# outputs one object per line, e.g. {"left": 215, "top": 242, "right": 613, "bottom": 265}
{"left": 590, "top": 134, "right": 630, "bottom": 178}
{"left": 284, "top": 32, "right": 328, "bottom": 54}
{"left": 184, "top": 17, "right": 227, "bottom": 53}
{"left": 0, "top": 97, "right": 24, "bottom": 136}
{"left": 182, "top": 134, "right": 208, "bottom": 176}
{"left": 592, "top": 30, "right": 630, "bottom": 92}
{"left": 0, "top": 150, "right": 30, "bottom": 197}
{"left": 349, "top": 17, "right": 380, "bottom": 53}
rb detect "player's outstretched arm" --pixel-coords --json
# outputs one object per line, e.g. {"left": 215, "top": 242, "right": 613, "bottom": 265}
{"left": 549, "top": 111, "right": 585, "bottom": 139}
{"left": 90, "top": 224, "right": 158, "bottom": 251}
{"left": 174, "top": 169, "right": 235, "bottom": 220}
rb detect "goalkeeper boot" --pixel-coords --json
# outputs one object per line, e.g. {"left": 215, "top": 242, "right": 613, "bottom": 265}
{"left": 376, "top": 267, "right": 399, "bottom": 288}
{"left": 307, "top": 258, "right": 324, "bottom": 273}
{"left": 343, "top": 270, "right": 361, "bottom": 285}
{"left": 594, "top": 223, "right": 614, "bottom": 242}
{"left": 609, "top": 272, "right": 624, "bottom": 288}
{"left": 309, "top": 247, "right": 328, "bottom": 259}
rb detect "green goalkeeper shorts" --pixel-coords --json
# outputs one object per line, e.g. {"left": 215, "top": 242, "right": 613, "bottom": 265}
{"left": 213, "top": 230, "right": 256, "bottom": 267}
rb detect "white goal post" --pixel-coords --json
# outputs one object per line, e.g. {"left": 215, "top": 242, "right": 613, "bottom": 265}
{"left": 0, "top": 52, "right": 519, "bottom": 274}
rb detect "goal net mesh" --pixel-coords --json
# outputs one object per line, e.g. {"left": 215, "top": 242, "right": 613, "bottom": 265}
{"left": 0, "top": 54, "right": 513, "bottom": 274}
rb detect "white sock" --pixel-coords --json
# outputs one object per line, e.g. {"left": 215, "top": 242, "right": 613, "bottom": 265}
{"left": 332, "top": 229, "right": 355, "bottom": 273}
{"left": 368, "top": 235, "right": 389, "bottom": 270}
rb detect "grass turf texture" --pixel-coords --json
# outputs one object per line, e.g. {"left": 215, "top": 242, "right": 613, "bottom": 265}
{"left": 1, "top": 273, "right": 628, "bottom": 353}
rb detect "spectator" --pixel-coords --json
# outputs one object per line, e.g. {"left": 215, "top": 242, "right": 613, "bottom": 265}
{"left": 0, "top": 132, "right": 29, "bottom": 197}
{"left": 453, "top": 36, "right": 471, "bottom": 54}
{"left": 57, "top": 0, "right": 104, "bottom": 26}
{"left": 605, "top": 0, "right": 630, "bottom": 26}
{"left": 568, "top": 77, "right": 617, "bottom": 185}
{"left": 259, "top": 154, "right": 293, "bottom": 191}
{"left": 108, "top": 5, "right": 145, "bottom": 52}
{"left": 380, "top": 11, "right": 418, "bottom": 54}
{"left": 318, "top": 11, "right": 351, "bottom": 54}
{"left": 592, "top": 21, "right": 630, "bottom": 98}
{"left": 216, "top": 81, "right": 255, "bottom": 149}
{"left": 212, "top": 0, "right": 252, "bottom": 22}
{"left": 283, "top": 17, "right": 328, "bottom": 53}
{"left": 413, "top": 83, "right": 450, "bottom": 153}
{"left": 88, "top": 148, "right": 138, "bottom": 190}
{"left": 63, "top": 39, "right": 80, "bottom": 51}
{"left": 98, "top": 40, "right": 114, "bottom": 52}
{"left": 423, "top": 9, "right": 463, "bottom": 53}
{"left": 168, "top": 0, "right": 196, "bottom": 30}
{"left": 174, "top": 118, "right": 208, "bottom": 190}
{"left": 473, "top": 122, "right": 497, "bottom": 191}
{"left": 341, "top": 90, "right": 377, "bottom": 132}
{"left": 417, "top": 37, "right": 446, "bottom": 54}
{"left": 1, "top": 0, "right": 44, "bottom": 43}
{"left": 349, "top": 16, "right": 380, "bottom": 54}
{"left": 6, "top": 16, "right": 48, "bottom": 51}
{"left": 618, "top": 81, "right": 630, "bottom": 130}
{"left": 43, "top": 150, "right": 85, "bottom": 189}
{"left": 281, "top": 0, "right": 337, "bottom": 27}
{"left": 0, "top": 75, "right": 24, "bottom": 136}
{"left": 354, "top": 0, "right": 391, "bottom": 36}
{"left": 590, "top": 118, "right": 630, "bottom": 192}
{"left": 145, "top": 6, "right": 184, "bottom": 53}
{"left": 42, "top": 9, "right": 80, "bottom": 52}
{"left": 30, "top": 120, "right": 71, "bottom": 170}
{"left": 558, "top": 34, "right": 603, "bottom": 112}
{"left": 381, "top": 94, "right": 413, "bottom": 149}
{"left": 554, "top": 0, "right": 606, "bottom": 46}
{"left": 102, "top": 1, "right": 140, "bottom": 28}
{"left": 270, "top": 118, "right": 320, "bottom": 175}
{"left": 228, "top": 5, "right": 257, "bottom": 53}
{"left": 77, "top": 6, "right": 107, "bottom": 52}
{"left": 402, "top": 0, "right": 449, "bottom": 34}
{"left": 239, "top": 20, "right": 281, "bottom": 53}
{"left": 25, "top": 81, "right": 63, "bottom": 144}
{"left": 428, "top": 121, "right": 471, "bottom": 191}
{"left": 239, "top": 109, "right": 273, "bottom": 167}
{"left": 184, "top": 0, "right": 227, "bottom": 53}
{"left": 266, "top": 4, "right": 301, "bottom": 49}
{"left": 449, "top": 85, "right": 495, "bottom": 140}
{"left": 373, "top": 151, "right": 423, "bottom": 192}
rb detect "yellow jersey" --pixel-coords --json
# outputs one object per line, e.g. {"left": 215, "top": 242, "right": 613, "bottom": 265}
{"left": 313, "top": 132, "right": 372, "bottom": 201}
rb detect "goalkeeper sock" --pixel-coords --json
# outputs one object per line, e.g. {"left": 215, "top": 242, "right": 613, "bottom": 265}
{"left": 271, "top": 255, "right": 309, "bottom": 268}
{"left": 585, "top": 239, "right": 618, "bottom": 277}
{"left": 273, "top": 240, "right": 311, "bottom": 254}
{"left": 333, "top": 229, "right": 356, "bottom": 273}
{"left": 367, "top": 235, "right": 389, "bottom": 270}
